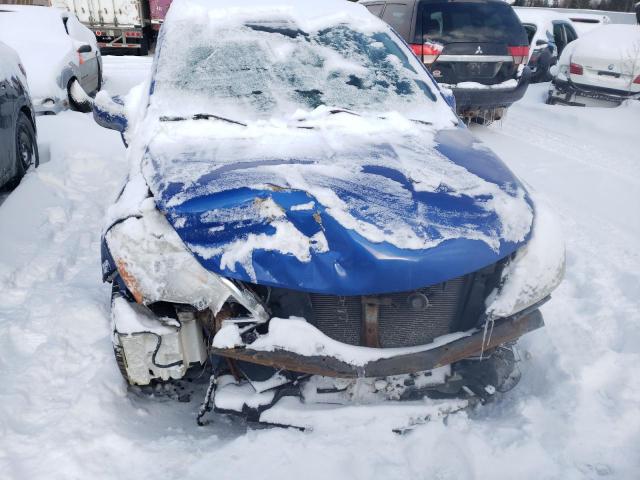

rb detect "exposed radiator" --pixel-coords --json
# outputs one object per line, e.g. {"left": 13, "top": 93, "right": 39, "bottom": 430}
{"left": 309, "top": 276, "right": 469, "bottom": 348}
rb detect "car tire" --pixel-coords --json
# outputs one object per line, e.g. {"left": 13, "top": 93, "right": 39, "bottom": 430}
{"left": 13, "top": 112, "right": 39, "bottom": 184}
{"left": 67, "top": 78, "right": 92, "bottom": 113}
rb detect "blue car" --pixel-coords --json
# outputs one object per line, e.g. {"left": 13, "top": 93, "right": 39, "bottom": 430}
{"left": 93, "top": 0, "right": 564, "bottom": 423}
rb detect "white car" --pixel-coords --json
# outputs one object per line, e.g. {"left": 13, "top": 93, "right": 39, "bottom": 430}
{"left": 515, "top": 8, "right": 579, "bottom": 82}
{"left": 0, "top": 5, "right": 101, "bottom": 114}
{"left": 563, "top": 12, "right": 610, "bottom": 36}
{"left": 548, "top": 24, "right": 640, "bottom": 107}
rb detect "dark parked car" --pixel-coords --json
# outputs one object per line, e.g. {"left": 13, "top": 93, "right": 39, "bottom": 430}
{"left": 515, "top": 8, "right": 578, "bottom": 83}
{"left": 0, "top": 41, "right": 38, "bottom": 189}
{"left": 361, "top": 0, "right": 531, "bottom": 122}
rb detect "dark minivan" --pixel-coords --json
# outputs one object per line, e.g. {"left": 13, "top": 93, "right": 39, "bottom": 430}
{"left": 361, "top": 0, "right": 531, "bottom": 122}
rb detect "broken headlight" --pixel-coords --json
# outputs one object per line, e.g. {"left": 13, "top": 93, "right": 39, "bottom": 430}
{"left": 104, "top": 199, "right": 268, "bottom": 320}
{"left": 485, "top": 196, "right": 565, "bottom": 319}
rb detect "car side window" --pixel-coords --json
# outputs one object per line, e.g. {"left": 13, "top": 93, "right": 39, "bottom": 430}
{"left": 523, "top": 24, "right": 536, "bottom": 45}
{"left": 381, "top": 3, "right": 411, "bottom": 39}
{"left": 564, "top": 23, "right": 578, "bottom": 44}
{"left": 553, "top": 22, "right": 567, "bottom": 55}
{"left": 365, "top": 3, "right": 385, "bottom": 17}
{"left": 65, "top": 14, "right": 96, "bottom": 46}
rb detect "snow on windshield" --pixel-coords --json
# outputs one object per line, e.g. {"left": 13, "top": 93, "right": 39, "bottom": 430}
{"left": 151, "top": 18, "right": 443, "bottom": 122}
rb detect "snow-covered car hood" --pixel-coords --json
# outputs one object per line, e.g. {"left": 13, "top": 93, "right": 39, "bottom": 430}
{"left": 140, "top": 116, "right": 534, "bottom": 295}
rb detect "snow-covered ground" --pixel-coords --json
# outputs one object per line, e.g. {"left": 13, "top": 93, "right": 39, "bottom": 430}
{"left": 0, "top": 57, "right": 638, "bottom": 479}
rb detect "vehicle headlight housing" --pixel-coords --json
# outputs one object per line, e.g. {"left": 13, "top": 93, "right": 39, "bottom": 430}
{"left": 105, "top": 199, "right": 268, "bottom": 320}
{"left": 485, "top": 195, "right": 565, "bottom": 320}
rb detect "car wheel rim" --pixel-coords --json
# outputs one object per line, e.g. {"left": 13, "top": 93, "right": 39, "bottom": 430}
{"left": 18, "top": 126, "right": 34, "bottom": 171}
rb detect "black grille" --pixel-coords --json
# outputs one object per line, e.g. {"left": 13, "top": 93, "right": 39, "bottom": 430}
{"left": 309, "top": 277, "right": 467, "bottom": 348}
{"left": 263, "top": 262, "right": 504, "bottom": 349}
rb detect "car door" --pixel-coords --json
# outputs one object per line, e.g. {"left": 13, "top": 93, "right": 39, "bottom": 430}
{"left": 64, "top": 13, "right": 100, "bottom": 92}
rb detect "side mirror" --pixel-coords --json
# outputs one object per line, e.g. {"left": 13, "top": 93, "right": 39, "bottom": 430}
{"left": 536, "top": 39, "right": 548, "bottom": 46}
{"left": 93, "top": 91, "right": 128, "bottom": 133}
{"left": 77, "top": 44, "right": 92, "bottom": 53}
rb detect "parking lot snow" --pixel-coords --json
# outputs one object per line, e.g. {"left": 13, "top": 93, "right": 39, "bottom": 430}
{"left": 0, "top": 60, "right": 638, "bottom": 480}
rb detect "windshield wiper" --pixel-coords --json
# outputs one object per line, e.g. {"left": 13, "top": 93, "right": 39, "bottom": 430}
{"left": 160, "top": 113, "right": 247, "bottom": 126}
{"left": 327, "top": 108, "right": 361, "bottom": 117}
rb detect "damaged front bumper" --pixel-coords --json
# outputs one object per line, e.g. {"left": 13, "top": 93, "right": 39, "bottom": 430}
{"left": 105, "top": 183, "right": 562, "bottom": 425}
{"left": 210, "top": 308, "right": 544, "bottom": 379}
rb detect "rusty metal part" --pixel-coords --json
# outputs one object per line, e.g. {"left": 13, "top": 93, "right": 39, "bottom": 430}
{"left": 361, "top": 296, "right": 391, "bottom": 347}
{"left": 115, "top": 259, "right": 143, "bottom": 304}
{"left": 361, "top": 297, "right": 379, "bottom": 347}
{"left": 213, "top": 304, "right": 234, "bottom": 333}
{"left": 211, "top": 309, "right": 544, "bottom": 378}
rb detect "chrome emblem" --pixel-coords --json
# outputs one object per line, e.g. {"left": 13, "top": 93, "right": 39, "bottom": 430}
{"left": 608, "top": 64, "right": 615, "bottom": 71}
{"left": 475, "top": 46, "right": 483, "bottom": 55}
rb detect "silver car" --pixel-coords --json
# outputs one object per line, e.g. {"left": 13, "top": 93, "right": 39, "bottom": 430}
{"left": 0, "top": 5, "right": 102, "bottom": 114}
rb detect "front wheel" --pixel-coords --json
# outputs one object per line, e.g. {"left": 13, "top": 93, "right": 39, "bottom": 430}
{"left": 13, "top": 112, "right": 39, "bottom": 183}
{"left": 67, "top": 78, "right": 92, "bottom": 113}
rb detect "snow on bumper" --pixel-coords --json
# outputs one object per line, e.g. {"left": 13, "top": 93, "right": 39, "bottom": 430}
{"left": 210, "top": 309, "right": 544, "bottom": 378}
{"left": 447, "top": 66, "right": 532, "bottom": 110}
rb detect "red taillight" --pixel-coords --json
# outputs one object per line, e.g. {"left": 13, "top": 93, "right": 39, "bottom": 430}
{"left": 633, "top": 75, "right": 640, "bottom": 84}
{"left": 410, "top": 42, "right": 443, "bottom": 65}
{"left": 508, "top": 46, "right": 529, "bottom": 66}
{"left": 570, "top": 63, "right": 583, "bottom": 75}
{"left": 124, "top": 30, "right": 143, "bottom": 38}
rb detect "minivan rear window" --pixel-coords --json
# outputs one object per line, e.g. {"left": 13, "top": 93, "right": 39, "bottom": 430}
{"left": 415, "top": 1, "right": 527, "bottom": 45}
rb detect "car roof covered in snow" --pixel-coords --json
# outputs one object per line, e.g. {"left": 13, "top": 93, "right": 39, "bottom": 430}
{"left": 575, "top": 24, "right": 640, "bottom": 53}
{"left": 514, "top": 7, "right": 568, "bottom": 28}
{"left": 0, "top": 4, "right": 65, "bottom": 17}
{"left": 165, "top": 0, "right": 381, "bottom": 29}
{"left": 557, "top": 24, "right": 640, "bottom": 68}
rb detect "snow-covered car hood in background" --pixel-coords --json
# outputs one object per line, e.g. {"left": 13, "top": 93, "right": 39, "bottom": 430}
{"left": 140, "top": 116, "right": 534, "bottom": 295}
